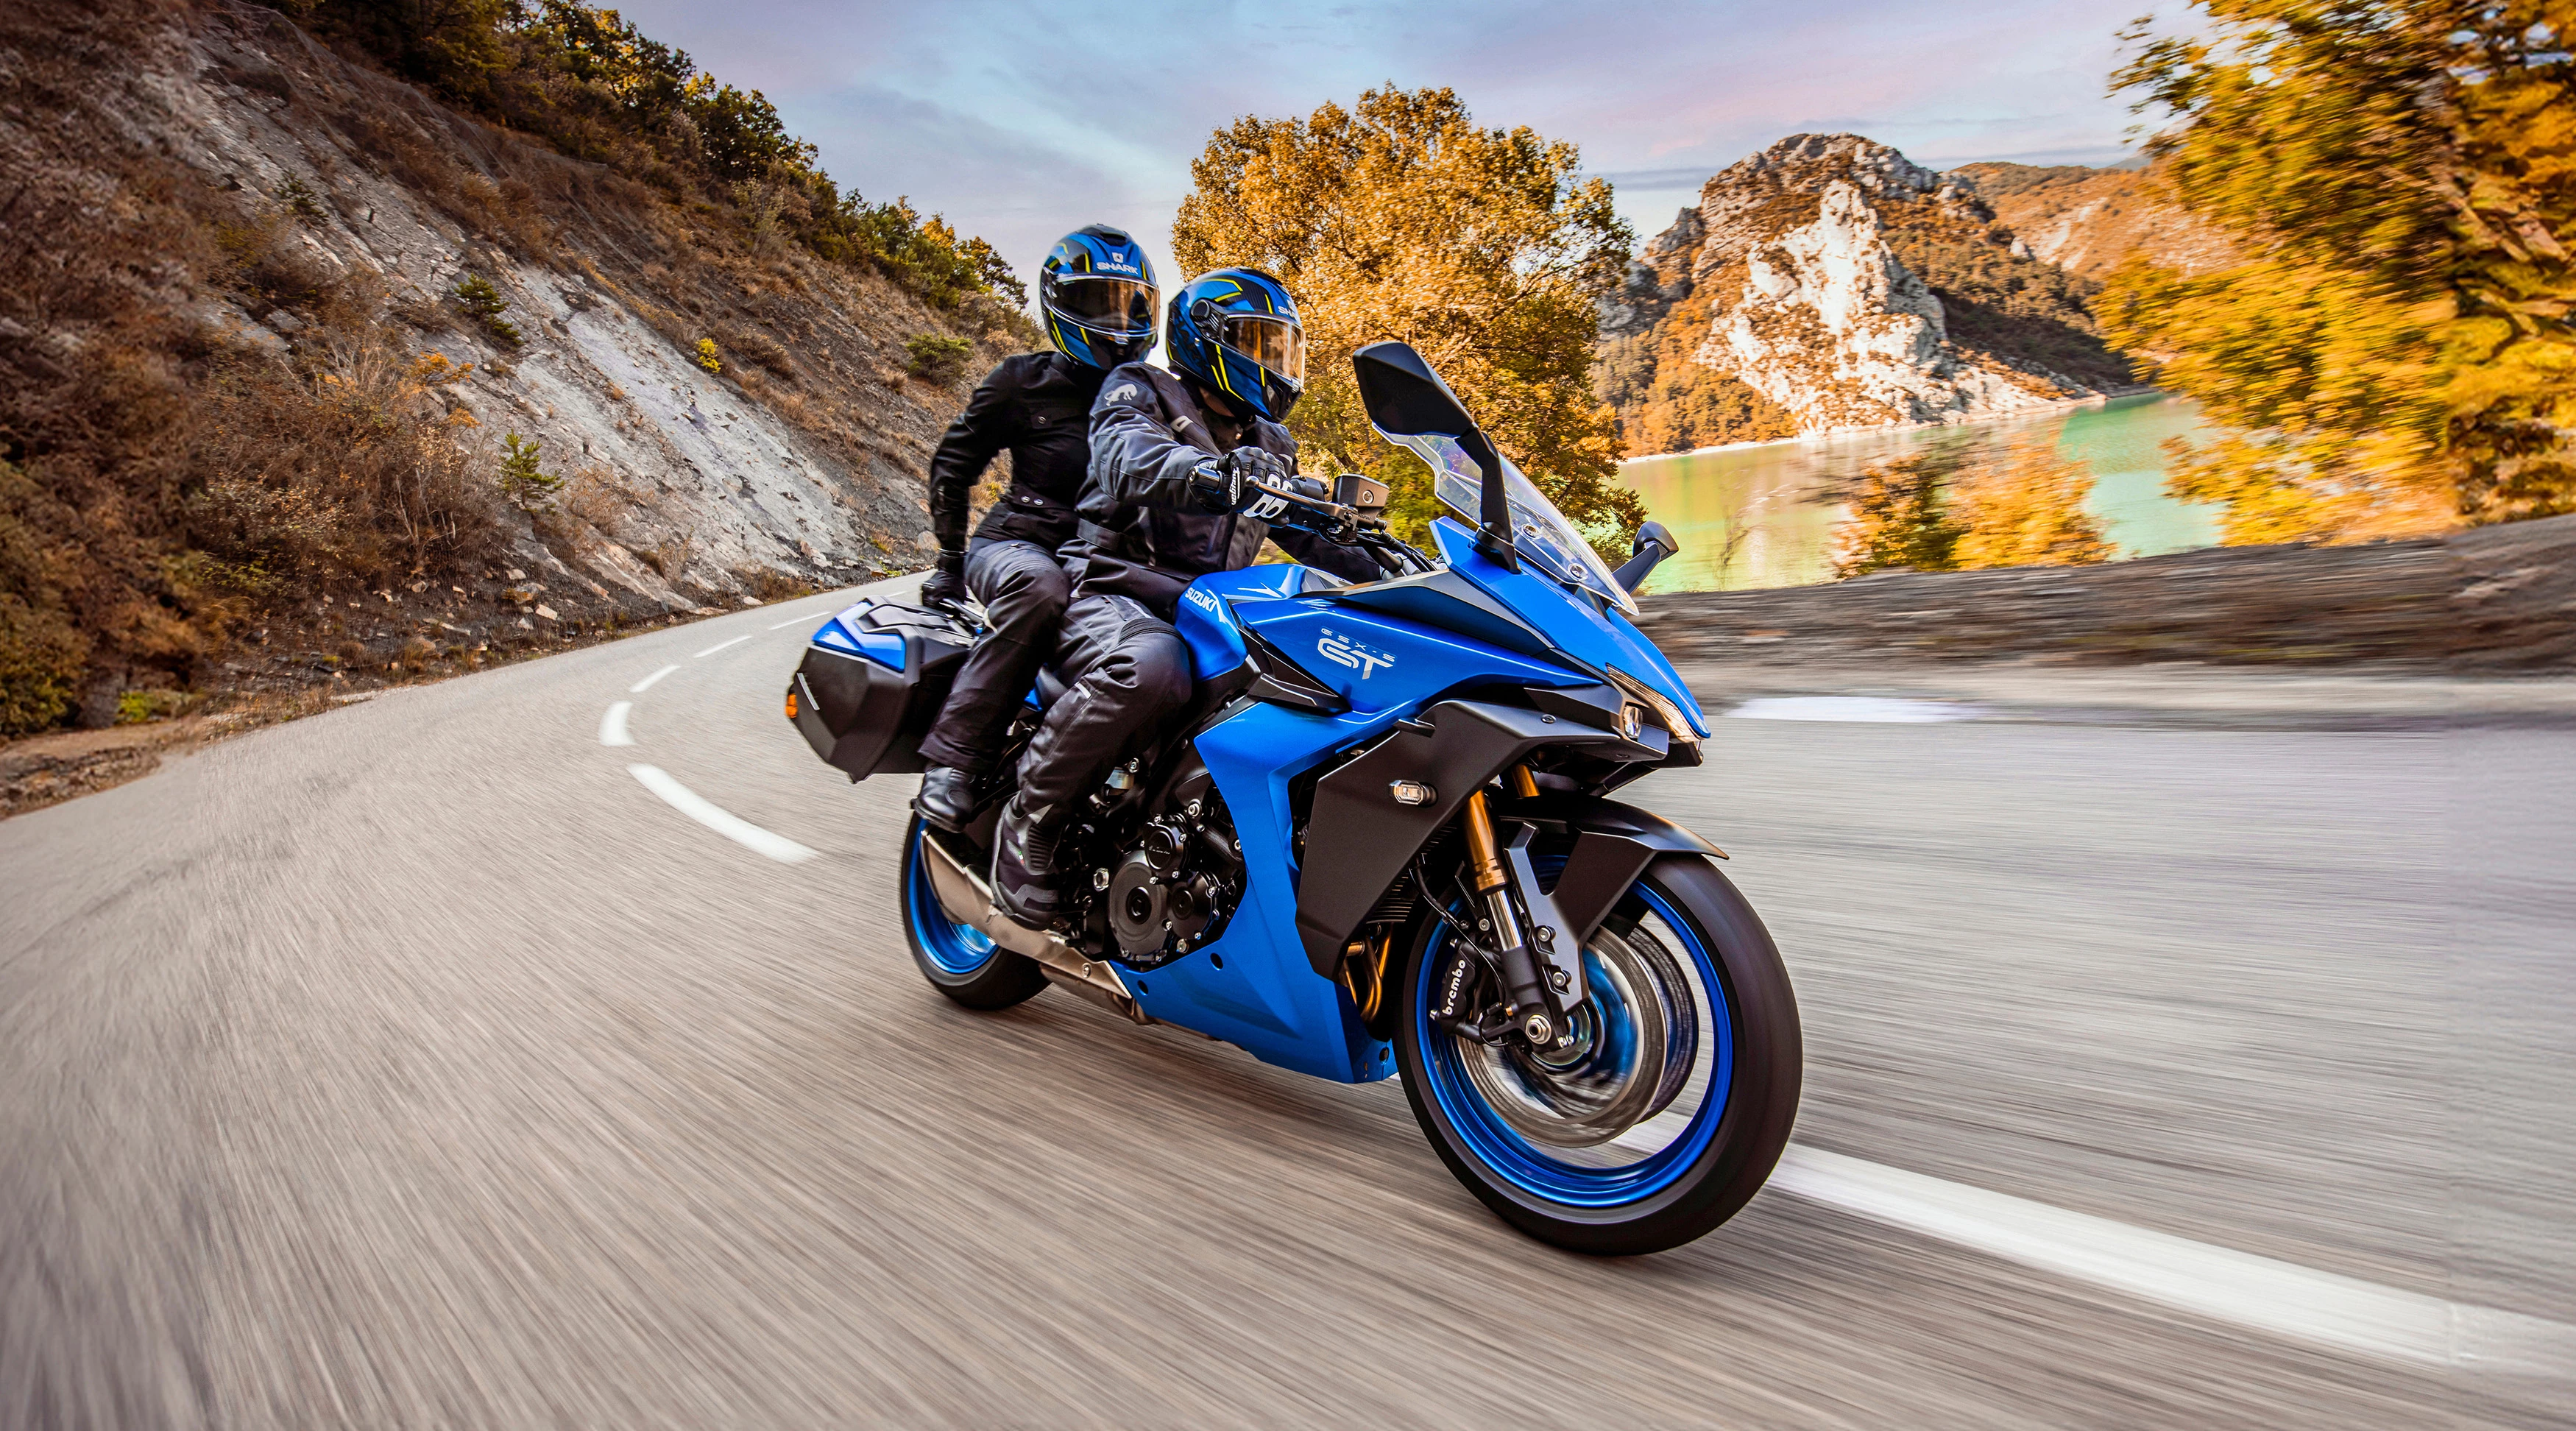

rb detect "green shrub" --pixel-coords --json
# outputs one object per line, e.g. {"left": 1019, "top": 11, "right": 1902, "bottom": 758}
{"left": 903, "top": 333, "right": 972, "bottom": 384}
{"left": 116, "top": 689, "right": 193, "bottom": 725}
{"left": 454, "top": 274, "right": 522, "bottom": 347}
{"left": 276, "top": 174, "right": 328, "bottom": 225}
{"left": 499, "top": 433, "right": 562, "bottom": 510}
{"left": 0, "top": 593, "right": 88, "bottom": 737}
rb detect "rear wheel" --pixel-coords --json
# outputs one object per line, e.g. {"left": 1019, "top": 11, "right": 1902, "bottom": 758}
{"left": 1395, "top": 854, "right": 1801, "bottom": 1254}
{"left": 901, "top": 813, "right": 1046, "bottom": 1009}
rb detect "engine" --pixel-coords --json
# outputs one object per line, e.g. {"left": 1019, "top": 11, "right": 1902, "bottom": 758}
{"left": 1100, "top": 775, "right": 1241, "bottom": 969}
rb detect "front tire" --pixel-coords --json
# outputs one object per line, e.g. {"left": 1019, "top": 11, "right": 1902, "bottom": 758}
{"left": 901, "top": 813, "right": 1047, "bottom": 1010}
{"left": 1395, "top": 854, "right": 1801, "bottom": 1254}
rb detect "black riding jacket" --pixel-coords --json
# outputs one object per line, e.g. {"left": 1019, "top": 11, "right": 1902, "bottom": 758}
{"left": 1069, "top": 362, "right": 1379, "bottom": 616}
{"left": 927, "top": 351, "right": 1107, "bottom": 555}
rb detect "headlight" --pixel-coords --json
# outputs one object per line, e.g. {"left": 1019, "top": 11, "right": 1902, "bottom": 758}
{"left": 1605, "top": 666, "right": 1701, "bottom": 752}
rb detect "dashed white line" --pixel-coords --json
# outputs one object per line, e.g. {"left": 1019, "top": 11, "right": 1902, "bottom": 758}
{"left": 1769, "top": 1145, "right": 2576, "bottom": 1372}
{"left": 694, "top": 633, "right": 754, "bottom": 659}
{"left": 598, "top": 702, "right": 634, "bottom": 747}
{"left": 630, "top": 664, "right": 679, "bottom": 693}
{"left": 769, "top": 610, "right": 831, "bottom": 630}
{"left": 627, "top": 765, "right": 817, "bottom": 863}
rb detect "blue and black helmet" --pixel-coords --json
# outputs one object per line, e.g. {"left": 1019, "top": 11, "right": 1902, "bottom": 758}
{"left": 1166, "top": 268, "right": 1305, "bottom": 422}
{"left": 1038, "top": 225, "right": 1158, "bottom": 370}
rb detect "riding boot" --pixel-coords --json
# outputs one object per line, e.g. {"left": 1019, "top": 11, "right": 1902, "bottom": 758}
{"left": 915, "top": 765, "right": 981, "bottom": 833}
{"left": 991, "top": 795, "right": 1064, "bottom": 929}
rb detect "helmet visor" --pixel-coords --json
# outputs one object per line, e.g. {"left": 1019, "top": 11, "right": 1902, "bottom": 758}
{"left": 1217, "top": 314, "right": 1304, "bottom": 384}
{"left": 1049, "top": 277, "right": 1157, "bottom": 336}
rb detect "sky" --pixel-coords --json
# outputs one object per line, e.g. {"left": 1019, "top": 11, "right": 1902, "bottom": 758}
{"left": 606, "top": 0, "right": 2168, "bottom": 307}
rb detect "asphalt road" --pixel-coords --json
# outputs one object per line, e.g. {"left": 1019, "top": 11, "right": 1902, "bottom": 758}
{"left": 5, "top": 580, "right": 2571, "bottom": 1429}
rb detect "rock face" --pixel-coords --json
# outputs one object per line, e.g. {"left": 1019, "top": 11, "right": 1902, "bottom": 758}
{"left": 1600, "top": 135, "right": 2159, "bottom": 452}
{"left": 26, "top": 1, "right": 1010, "bottom": 616}
{"left": 1698, "top": 177, "right": 2070, "bottom": 431}
{"left": 1947, "top": 162, "right": 2236, "bottom": 281}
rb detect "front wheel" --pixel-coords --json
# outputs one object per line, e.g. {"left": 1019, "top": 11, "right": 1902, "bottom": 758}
{"left": 901, "top": 813, "right": 1047, "bottom": 1010}
{"left": 1395, "top": 854, "right": 1801, "bottom": 1254}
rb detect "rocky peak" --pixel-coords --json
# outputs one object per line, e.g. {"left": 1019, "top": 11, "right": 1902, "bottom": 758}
{"left": 1597, "top": 133, "right": 2140, "bottom": 451}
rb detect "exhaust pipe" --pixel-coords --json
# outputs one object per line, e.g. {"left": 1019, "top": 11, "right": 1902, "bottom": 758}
{"left": 919, "top": 833, "right": 1151, "bottom": 1025}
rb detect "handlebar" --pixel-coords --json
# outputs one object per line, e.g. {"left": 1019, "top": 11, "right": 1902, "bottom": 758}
{"left": 1239, "top": 479, "right": 1435, "bottom": 576}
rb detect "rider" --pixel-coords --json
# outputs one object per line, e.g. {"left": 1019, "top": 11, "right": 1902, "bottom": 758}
{"left": 914, "top": 225, "right": 1160, "bottom": 831}
{"left": 991, "top": 268, "right": 1379, "bottom": 927}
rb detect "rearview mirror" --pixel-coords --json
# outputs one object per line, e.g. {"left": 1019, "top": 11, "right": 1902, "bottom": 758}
{"left": 1333, "top": 473, "right": 1387, "bottom": 515}
{"left": 1612, "top": 520, "right": 1679, "bottom": 594}
{"left": 1351, "top": 341, "right": 1515, "bottom": 569}
{"left": 1353, "top": 342, "right": 1476, "bottom": 439}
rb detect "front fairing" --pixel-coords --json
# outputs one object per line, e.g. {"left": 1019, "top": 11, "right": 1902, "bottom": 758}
{"left": 1424, "top": 519, "right": 1708, "bottom": 735}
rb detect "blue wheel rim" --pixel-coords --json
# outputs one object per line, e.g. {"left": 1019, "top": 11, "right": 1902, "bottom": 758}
{"left": 905, "top": 822, "right": 997, "bottom": 975}
{"left": 1416, "top": 880, "right": 1735, "bottom": 1209}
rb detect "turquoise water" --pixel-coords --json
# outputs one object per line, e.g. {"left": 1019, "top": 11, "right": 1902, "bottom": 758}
{"left": 1617, "top": 393, "right": 2219, "bottom": 593}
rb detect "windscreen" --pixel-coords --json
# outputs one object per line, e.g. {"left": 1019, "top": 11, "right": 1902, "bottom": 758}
{"left": 1393, "top": 433, "right": 1638, "bottom": 613}
{"left": 1050, "top": 277, "right": 1157, "bottom": 334}
{"left": 1217, "top": 314, "right": 1306, "bottom": 383}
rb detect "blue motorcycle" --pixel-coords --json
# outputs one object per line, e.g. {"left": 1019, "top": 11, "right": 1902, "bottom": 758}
{"left": 789, "top": 343, "right": 1800, "bottom": 1253}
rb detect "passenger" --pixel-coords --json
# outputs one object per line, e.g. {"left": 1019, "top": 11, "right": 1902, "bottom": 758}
{"left": 914, "top": 225, "right": 1160, "bottom": 832}
{"left": 991, "top": 269, "right": 1379, "bottom": 927}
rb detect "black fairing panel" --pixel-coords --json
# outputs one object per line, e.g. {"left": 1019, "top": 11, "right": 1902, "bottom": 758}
{"left": 1294, "top": 699, "right": 1659, "bottom": 974}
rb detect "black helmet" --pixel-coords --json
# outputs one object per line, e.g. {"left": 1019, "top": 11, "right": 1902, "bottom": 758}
{"left": 1165, "top": 268, "right": 1304, "bottom": 421}
{"left": 1038, "top": 225, "right": 1158, "bottom": 370}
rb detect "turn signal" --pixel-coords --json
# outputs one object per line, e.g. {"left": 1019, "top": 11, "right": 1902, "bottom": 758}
{"left": 785, "top": 690, "right": 799, "bottom": 719}
{"left": 1388, "top": 780, "right": 1435, "bottom": 806}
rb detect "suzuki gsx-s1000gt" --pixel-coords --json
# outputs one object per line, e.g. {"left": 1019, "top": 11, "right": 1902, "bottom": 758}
{"left": 787, "top": 342, "right": 1800, "bottom": 1253}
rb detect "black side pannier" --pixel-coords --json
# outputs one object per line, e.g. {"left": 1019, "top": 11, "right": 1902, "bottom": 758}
{"left": 786, "top": 598, "right": 976, "bottom": 780}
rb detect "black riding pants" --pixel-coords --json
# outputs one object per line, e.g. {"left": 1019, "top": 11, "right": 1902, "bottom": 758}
{"left": 1013, "top": 593, "right": 1192, "bottom": 813}
{"left": 918, "top": 537, "right": 1072, "bottom": 772}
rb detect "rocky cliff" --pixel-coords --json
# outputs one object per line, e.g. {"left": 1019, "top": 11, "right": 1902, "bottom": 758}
{"left": 2, "top": 0, "right": 1023, "bottom": 729}
{"left": 1947, "top": 162, "right": 2236, "bottom": 282}
{"left": 1600, "top": 135, "right": 2167, "bottom": 453}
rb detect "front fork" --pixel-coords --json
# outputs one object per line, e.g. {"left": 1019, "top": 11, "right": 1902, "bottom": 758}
{"left": 1435, "top": 771, "right": 1588, "bottom": 1047}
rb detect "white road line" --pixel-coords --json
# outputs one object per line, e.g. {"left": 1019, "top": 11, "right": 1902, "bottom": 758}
{"left": 630, "top": 664, "right": 679, "bottom": 693}
{"left": 627, "top": 765, "right": 816, "bottom": 863}
{"left": 769, "top": 610, "right": 830, "bottom": 630}
{"left": 1769, "top": 1145, "right": 2576, "bottom": 1373}
{"left": 598, "top": 702, "right": 634, "bottom": 747}
{"left": 1730, "top": 696, "right": 1980, "bottom": 723}
{"left": 694, "top": 633, "right": 754, "bottom": 659}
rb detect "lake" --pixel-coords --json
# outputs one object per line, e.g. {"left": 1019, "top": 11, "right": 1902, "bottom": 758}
{"left": 1616, "top": 393, "right": 2218, "bottom": 593}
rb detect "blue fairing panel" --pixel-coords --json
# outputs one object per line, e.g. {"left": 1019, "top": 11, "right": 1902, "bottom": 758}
{"left": 1425, "top": 520, "right": 1707, "bottom": 735}
{"left": 814, "top": 601, "right": 905, "bottom": 671}
{"left": 1175, "top": 565, "right": 1313, "bottom": 682}
{"left": 1233, "top": 592, "right": 1585, "bottom": 713}
{"left": 1126, "top": 698, "right": 1403, "bottom": 1084}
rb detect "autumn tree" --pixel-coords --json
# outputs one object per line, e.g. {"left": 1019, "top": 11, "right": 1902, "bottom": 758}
{"left": 1950, "top": 437, "right": 2116, "bottom": 568}
{"left": 1831, "top": 435, "right": 2113, "bottom": 576}
{"left": 1172, "top": 87, "right": 1642, "bottom": 551}
{"left": 2103, "top": 0, "right": 2576, "bottom": 541}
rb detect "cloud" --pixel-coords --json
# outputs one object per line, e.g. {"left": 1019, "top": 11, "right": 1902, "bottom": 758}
{"left": 608, "top": 0, "right": 2159, "bottom": 289}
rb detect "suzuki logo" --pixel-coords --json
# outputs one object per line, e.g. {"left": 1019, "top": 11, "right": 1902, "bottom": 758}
{"left": 1185, "top": 587, "right": 1220, "bottom": 613}
{"left": 1315, "top": 627, "right": 1394, "bottom": 679}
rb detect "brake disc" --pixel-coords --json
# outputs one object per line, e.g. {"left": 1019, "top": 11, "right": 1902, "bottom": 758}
{"left": 1454, "top": 923, "right": 1696, "bottom": 1150}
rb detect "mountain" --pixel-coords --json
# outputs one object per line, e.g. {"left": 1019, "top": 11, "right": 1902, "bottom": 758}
{"left": 1, "top": 0, "right": 1024, "bottom": 729}
{"left": 1599, "top": 135, "right": 2195, "bottom": 453}
{"left": 1947, "top": 162, "right": 2236, "bottom": 281}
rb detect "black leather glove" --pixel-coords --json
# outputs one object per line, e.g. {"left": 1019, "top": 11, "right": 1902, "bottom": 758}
{"left": 920, "top": 551, "right": 969, "bottom": 611}
{"left": 1191, "top": 447, "right": 1293, "bottom": 513}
